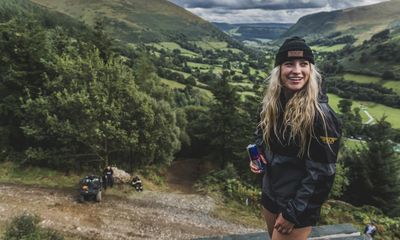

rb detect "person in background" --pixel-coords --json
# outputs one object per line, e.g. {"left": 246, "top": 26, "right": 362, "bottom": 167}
{"left": 103, "top": 165, "right": 114, "bottom": 189}
{"left": 131, "top": 176, "right": 143, "bottom": 192}
{"left": 364, "top": 221, "right": 377, "bottom": 239}
{"left": 251, "top": 36, "right": 341, "bottom": 240}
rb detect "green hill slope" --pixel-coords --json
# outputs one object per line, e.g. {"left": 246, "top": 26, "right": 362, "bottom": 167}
{"left": 282, "top": 0, "right": 400, "bottom": 43}
{"left": 30, "top": 0, "right": 225, "bottom": 43}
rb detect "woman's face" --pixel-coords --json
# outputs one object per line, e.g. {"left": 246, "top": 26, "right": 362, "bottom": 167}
{"left": 280, "top": 59, "right": 311, "bottom": 93}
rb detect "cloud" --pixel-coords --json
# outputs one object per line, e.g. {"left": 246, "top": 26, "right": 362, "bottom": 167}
{"left": 172, "top": 0, "right": 327, "bottom": 10}
{"left": 168, "top": 0, "right": 389, "bottom": 23}
{"left": 187, "top": 7, "right": 327, "bottom": 23}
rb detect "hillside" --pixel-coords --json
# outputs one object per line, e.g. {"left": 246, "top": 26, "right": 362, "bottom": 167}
{"left": 29, "top": 0, "right": 226, "bottom": 43}
{"left": 282, "top": 0, "right": 400, "bottom": 44}
{"left": 338, "top": 29, "right": 400, "bottom": 77}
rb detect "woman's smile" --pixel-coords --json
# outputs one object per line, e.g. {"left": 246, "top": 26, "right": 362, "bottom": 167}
{"left": 280, "top": 59, "right": 310, "bottom": 92}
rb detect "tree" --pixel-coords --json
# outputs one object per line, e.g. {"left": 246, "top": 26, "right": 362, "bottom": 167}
{"left": 21, "top": 49, "right": 180, "bottom": 169}
{"left": 208, "top": 77, "right": 252, "bottom": 168}
{"left": 92, "top": 19, "right": 113, "bottom": 61}
{"left": 343, "top": 118, "right": 400, "bottom": 217}
{"left": 338, "top": 99, "right": 352, "bottom": 114}
{"left": 0, "top": 18, "right": 53, "bottom": 153}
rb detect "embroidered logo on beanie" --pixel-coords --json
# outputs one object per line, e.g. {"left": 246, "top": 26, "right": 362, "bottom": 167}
{"left": 287, "top": 51, "right": 304, "bottom": 57}
{"left": 274, "top": 36, "right": 314, "bottom": 66}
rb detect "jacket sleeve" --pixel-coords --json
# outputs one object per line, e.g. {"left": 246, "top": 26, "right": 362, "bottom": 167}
{"left": 282, "top": 104, "right": 341, "bottom": 225}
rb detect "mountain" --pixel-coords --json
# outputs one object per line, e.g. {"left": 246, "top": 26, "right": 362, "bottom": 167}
{"left": 29, "top": 0, "right": 227, "bottom": 43}
{"left": 213, "top": 22, "right": 292, "bottom": 41}
{"left": 282, "top": 0, "right": 400, "bottom": 43}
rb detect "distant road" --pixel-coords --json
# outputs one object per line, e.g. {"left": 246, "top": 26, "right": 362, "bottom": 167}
{"left": 360, "top": 106, "right": 374, "bottom": 124}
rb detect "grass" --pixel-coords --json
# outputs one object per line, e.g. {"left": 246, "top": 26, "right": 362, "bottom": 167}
{"left": 190, "top": 41, "right": 242, "bottom": 53}
{"left": 212, "top": 199, "right": 265, "bottom": 229}
{"left": 358, "top": 101, "right": 400, "bottom": 129}
{"left": 160, "top": 78, "right": 186, "bottom": 89}
{"left": 164, "top": 68, "right": 191, "bottom": 78}
{"left": 150, "top": 42, "right": 198, "bottom": 57}
{"left": 0, "top": 161, "right": 81, "bottom": 188}
{"left": 187, "top": 61, "right": 210, "bottom": 69}
{"left": 160, "top": 78, "right": 213, "bottom": 99}
{"left": 343, "top": 73, "right": 381, "bottom": 84}
{"left": 327, "top": 93, "right": 400, "bottom": 129}
{"left": 195, "top": 80, "right": 209, "bottom": 88}
{"left": 383, "top": 81, "right": 400, "bottom": 95}
{"left": 194, "top": 86, "right": 213, "bottom": 99}
{"left": 230, "top": 82, "right": 253, "bottom": 87}
{"left": 192, "top": 41, "right": 228, "bottom": 50}
{"left": 312, "top": 44, "right": 346, "bottom": 52}
{"left": 342, "top": 72, "right": 400, "bottom": 95}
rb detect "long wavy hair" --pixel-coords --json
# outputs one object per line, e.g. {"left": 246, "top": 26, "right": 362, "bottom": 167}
{"left": 259, "top": 64, "right": 328, "bottom": 157}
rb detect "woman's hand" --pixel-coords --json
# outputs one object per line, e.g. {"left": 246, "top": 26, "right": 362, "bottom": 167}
{"left": 249, "top": 154, "right": 267, "bottom": 174}
{"left": 249, "top": 160, "right": 262, "bottom": 173}
{"left": 274, "top": 213, "right": 294, "bottom": 235}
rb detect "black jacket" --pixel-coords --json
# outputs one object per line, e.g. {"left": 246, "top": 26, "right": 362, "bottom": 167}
{"left": 256, "top": 93, "right": 341, "bottom": 226}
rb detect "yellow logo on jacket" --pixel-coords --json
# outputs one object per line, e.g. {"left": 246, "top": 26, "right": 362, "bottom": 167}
{"left": 320, "top": 136, "right": 338, "bottom": 144}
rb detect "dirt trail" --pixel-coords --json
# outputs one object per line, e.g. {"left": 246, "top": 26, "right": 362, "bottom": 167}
{"left": 0, "top": 160, "right": 263, "bottom": 239}
{"left": 165, "top": 158, "right": 201, "bottom": 194}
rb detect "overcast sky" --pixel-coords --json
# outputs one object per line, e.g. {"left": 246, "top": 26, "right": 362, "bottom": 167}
{"left": 168, "top": 0, "right": 389, "bottom": 23}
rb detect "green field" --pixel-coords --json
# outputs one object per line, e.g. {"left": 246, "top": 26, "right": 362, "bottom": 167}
{"left": 312, "top": 44, "right": 346, "bottom": 52}
{"left": 150, "top": 42, "right": 198, "bottom": 57}
{"left": 191, "top": 41, "right": 228, "bottom": 50}
{"left": 187, "top": 61, "right": 210, "bottom": 69}
{"left": 191, "top": 41, "right": 242, "bottom": 53}
{"left": 342, "top": 73, "right": 400, "bottom": 94}
{"left": 230, "top": 82, "right": 253, "bottom": 87}
{"left": 194, "top": 86, "right": 213, "bottom": 99}
{"left": 160, "top": 78, "right": 213, "bottom": 101}
{"left": 343, "top": 73, "right": 381, "bottom": 84}
{"left": 327, "top": 93, "right": 400, "bottom": 129}
{"left": 160, "top": 78, "right": 186, "bottom": 89}
{"left": 195, "top": 80, "right": 209, "bottom": 88}
{"left": 383, "top": 81, "right": 400, "bottom": 94}
{"left": 165, "top": 68, "right": 191, "bottom": 78}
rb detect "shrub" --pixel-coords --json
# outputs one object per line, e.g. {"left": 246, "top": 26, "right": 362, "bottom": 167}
{"left": 3, "top": 213, "right": 64, "bottom": 240}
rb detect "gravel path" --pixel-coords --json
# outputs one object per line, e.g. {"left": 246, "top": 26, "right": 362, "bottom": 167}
{"left": 0, "top": 183, "right": 263, "bottom": 239}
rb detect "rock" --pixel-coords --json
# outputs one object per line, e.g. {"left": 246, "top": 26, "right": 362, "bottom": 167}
{"left": 112, "top": 167, "right": 131, "bottom": 184}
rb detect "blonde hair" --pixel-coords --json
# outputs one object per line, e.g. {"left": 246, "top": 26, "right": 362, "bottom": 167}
{"left": 259, "top": 64, "right": 328, "bottom": 157}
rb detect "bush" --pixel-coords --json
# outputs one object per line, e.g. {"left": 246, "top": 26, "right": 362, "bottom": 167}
{"left": 3, "top": 213, "right": 64, "bottom": 240}
{"left": 195, "top": 163, "right": 261, "bottom": 210}
{"left": 320, "top": 200, "right": 400, "bottom": 240}
{"left": 4, "top": 213, "right": 39, "bottom": 240}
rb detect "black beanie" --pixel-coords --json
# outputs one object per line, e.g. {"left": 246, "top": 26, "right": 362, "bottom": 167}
{"left": 274, "top": 36, "right": 314, "bottom": 67}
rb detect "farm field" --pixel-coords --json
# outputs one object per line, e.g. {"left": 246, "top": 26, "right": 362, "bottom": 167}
{"left": 342, "top": 73, "right": 400, "bottom": 94}
{"left": 327, "top": 93, "right": 400, "bottom": 129}
{"left": 343, "top": 73, "right": 381, "bottom": 84}
{"left": 312, "top": 44, "right": 346, "bottom": 52}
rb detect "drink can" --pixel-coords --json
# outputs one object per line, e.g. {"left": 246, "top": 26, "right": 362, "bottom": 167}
{"left": 247, "top": 144, "right": 265, "bottom": 172}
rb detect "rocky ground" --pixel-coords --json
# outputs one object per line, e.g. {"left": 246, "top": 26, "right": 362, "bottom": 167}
{"left": 0, "top": 159, "right": 264, "bottom": 240}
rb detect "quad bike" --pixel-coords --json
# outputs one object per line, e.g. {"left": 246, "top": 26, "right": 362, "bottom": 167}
{"left": 78, "top": 175, "right": 103, "bottom": 202}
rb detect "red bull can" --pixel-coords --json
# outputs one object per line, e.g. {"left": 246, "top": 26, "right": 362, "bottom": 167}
{"left": 247, "top": 144, "right": 265, "bottom": 172}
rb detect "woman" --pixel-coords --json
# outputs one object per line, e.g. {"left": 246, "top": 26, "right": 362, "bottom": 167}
{"left": 250, "top": 36, "right": 341, "bottom": 240}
